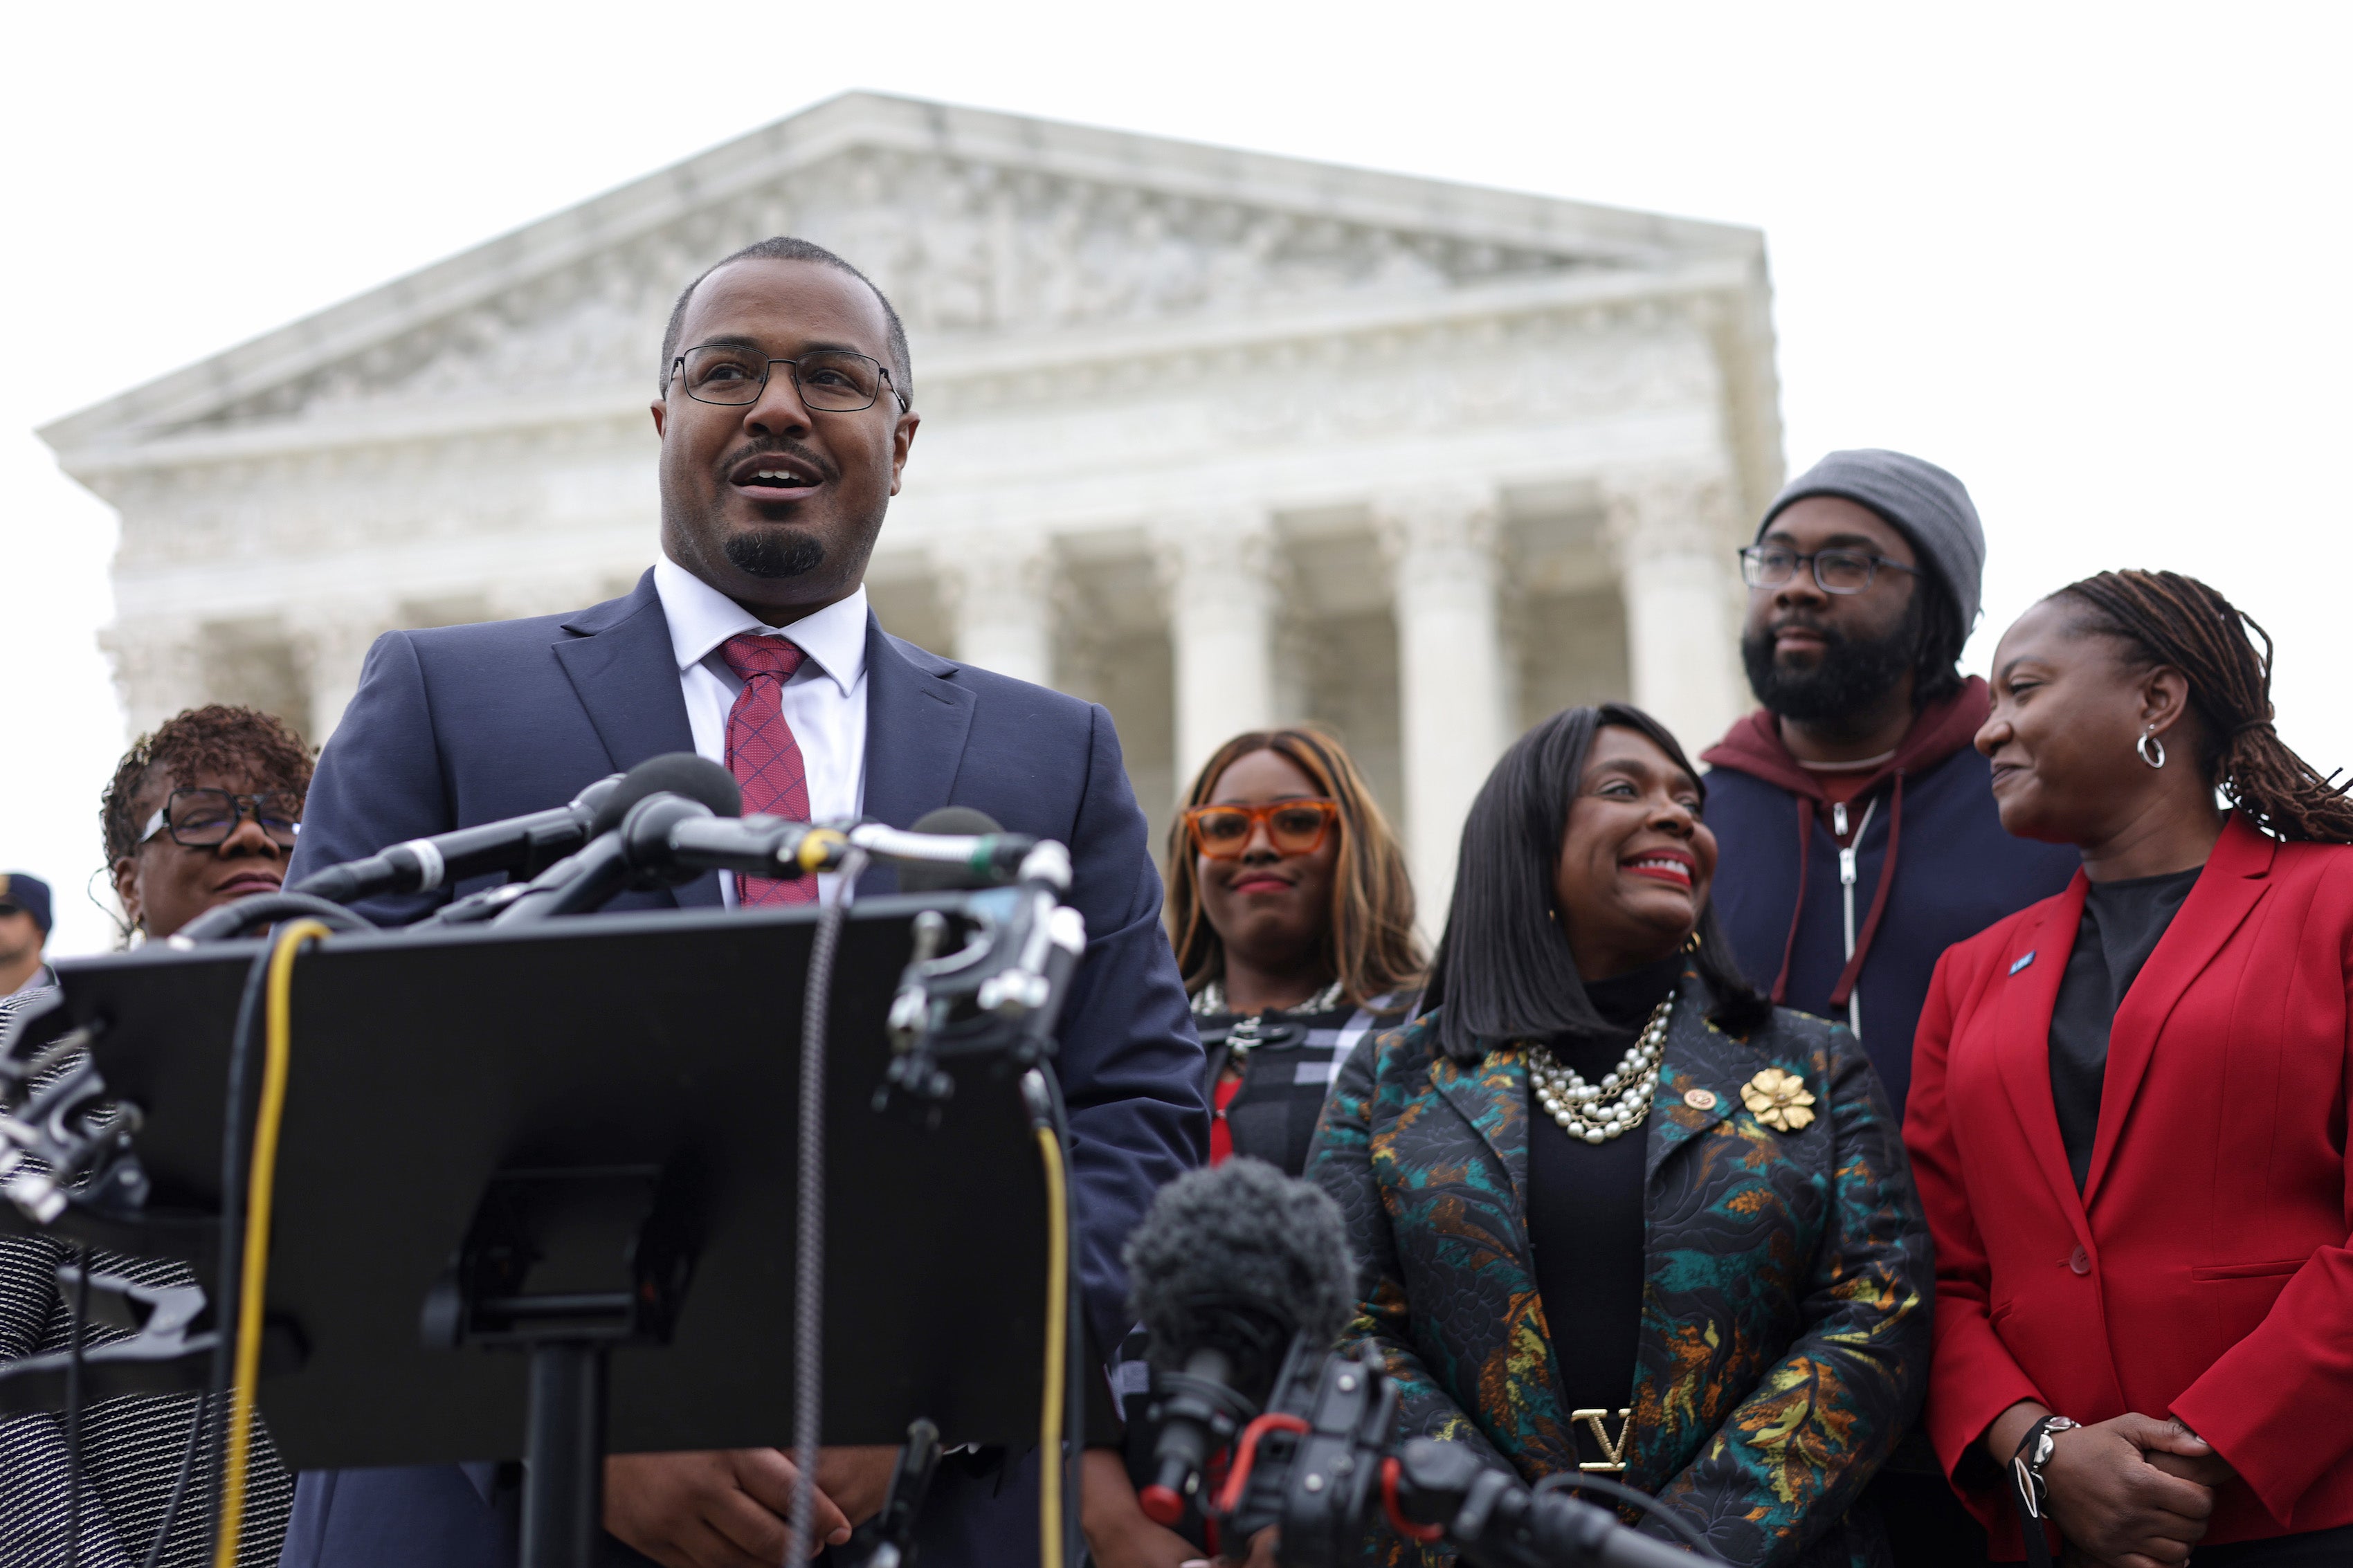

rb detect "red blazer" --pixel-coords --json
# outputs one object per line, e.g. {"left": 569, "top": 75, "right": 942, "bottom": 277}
{"left": 1905, "top": 814, "right": 2353, "bottom": 1556}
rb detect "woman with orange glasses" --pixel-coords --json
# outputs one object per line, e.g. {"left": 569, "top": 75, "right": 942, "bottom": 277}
{"left": 1082, "top": 727, "right": 1425, "bottom": 1568}
{"left": 1165, "top": 726, "right": 1426, "bottom": 1173}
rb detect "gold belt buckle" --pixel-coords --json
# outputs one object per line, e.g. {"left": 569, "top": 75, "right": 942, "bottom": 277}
{"left": 1570, "top": 1407, "right": 1631, "bottom": 1473}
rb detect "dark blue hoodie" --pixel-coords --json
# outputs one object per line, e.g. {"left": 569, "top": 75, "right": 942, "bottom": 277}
{"left": 1700, "top": 678, "right": 2079, "bottom": 1113}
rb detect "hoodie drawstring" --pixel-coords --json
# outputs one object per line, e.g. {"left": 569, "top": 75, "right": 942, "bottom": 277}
{"left": 1828, "top": 769, "right": 1905, "bottom": 1012}
{"left": 1765, "top": 769, "right": 1909, "bottom": 1028}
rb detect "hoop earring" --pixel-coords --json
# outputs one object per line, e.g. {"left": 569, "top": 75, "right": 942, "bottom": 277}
{"left": 1683, "top": 931, "right": 1702, "bottom": 954}
{"left": 2137, "top": 729, "right": 2167, "bottom": 769}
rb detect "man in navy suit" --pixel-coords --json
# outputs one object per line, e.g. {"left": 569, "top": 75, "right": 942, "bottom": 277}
{"left": 280, "top": 237, "right": 1206, "bottom": 1568}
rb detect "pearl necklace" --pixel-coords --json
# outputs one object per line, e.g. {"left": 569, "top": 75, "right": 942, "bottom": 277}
{"left": 1529, "top": 990, "right": 1675, "bottom": 1144}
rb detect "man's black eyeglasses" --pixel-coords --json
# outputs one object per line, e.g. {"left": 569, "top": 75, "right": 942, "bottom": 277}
{"left": 137, "top": 790, "right": 303, "bottom": 850}
{"left": 669, "top": 345, "right": 908, "bottom": 412}
{"left": 1738, "top": 544, "right": 1923, "bottom": 595}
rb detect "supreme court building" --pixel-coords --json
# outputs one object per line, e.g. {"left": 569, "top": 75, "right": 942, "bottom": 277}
{"left": 40, "top": 91, "right": 1784, "bottom": 916}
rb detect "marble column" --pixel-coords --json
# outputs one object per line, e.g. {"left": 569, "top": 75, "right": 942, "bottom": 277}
{"left": 938, "top": 535, "right": 1057, "bottom": 689}
{"left": 291, "top": 599, "right": 398, "bottom": 744}
{"left": 1379, "top": 486, "right": 1505, "bottom": 923}
{"left": 1606, "top": 473, "right": 1746, "bottom": 755}
{"left": 100, "top": 620, "right": 209, "bottom": 741}
{"left": 1154, "top": 507, "right": 1279, "bottom": 794}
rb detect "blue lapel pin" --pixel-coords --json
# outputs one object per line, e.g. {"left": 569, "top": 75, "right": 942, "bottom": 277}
{"left": 2009, "top": 951, "right": 2035, "bottom": 976}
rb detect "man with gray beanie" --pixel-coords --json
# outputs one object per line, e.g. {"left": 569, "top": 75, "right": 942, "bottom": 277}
{"left": 1700, "top": 450, "right": 2076, "bottom": 1565}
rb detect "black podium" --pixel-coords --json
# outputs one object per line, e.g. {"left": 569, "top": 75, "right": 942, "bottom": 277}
{"left": 28, "top": 895, "right": 1053, "bottom": 1469}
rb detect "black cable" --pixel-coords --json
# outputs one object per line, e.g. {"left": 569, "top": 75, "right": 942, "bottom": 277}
{"left": 206, "top": 937, "right": 280, "bottom": 1565}
{"left": 139, "top": 1392, "right": 210, "bottom": 1568}
{"left": 785, "top": 848, "right": 868, "bottom": 1568}
{"left": 1530, "top": 1473, "right": 1726, "bottom": 1562}
{"left": 65, "top": 1244, "right": 90, "bottom": 1568}
{"left": 175, "top": 893, "right": 375, "bottom": 946}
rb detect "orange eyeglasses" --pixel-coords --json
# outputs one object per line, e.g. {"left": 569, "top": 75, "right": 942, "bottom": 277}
{"left": 1181, "top": 799, "right": 1341, "bottom": 859}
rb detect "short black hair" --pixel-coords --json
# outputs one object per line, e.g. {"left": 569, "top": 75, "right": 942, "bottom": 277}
{"left": 657, "top": 236, "right": 913, "bottom": 408}
{"left": 1422, "top": 702, "right": 1772, "bottom": 1064}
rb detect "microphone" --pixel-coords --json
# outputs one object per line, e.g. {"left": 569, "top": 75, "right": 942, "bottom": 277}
{"left": 900, "top": 808, "right": 1009, "bottom": 892}
{"left": 289, "top": 772, "right": 626, "bottom": 905}
{"left": 489, "top": 754, "right": 742, "bottom": 924}
{"left": 647, "top": 809, "right": 1043, "bottom": 888}
{"left": 588, "top": 754, "right": 743, "bottom": 837}
{"left": 1124, "top": 1158, "right": 1355, "bottom": 1526}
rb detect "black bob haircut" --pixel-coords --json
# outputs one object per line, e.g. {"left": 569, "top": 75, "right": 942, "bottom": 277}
{"left": 657, "top": 236, "right": 914, "bottom": 408}
{"left": 1423, "top": 702, "right": 1772, "bottom": 1065}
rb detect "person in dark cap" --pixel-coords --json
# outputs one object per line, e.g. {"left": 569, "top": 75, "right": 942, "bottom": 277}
{"left": 0, "top": 873, "right": 54, "bottom": 999}
{"left": 1700, "top": 450, "right": 2079, "bottom": 1567}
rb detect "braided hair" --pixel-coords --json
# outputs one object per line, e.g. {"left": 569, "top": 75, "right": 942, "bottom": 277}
{"left": 2055, "top": 570, "right": 2353, "bottom": 844}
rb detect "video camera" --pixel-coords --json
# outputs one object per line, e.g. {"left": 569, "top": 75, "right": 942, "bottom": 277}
{"left": 1196, "top": 1333, "right": 1716, "bottom": 1568}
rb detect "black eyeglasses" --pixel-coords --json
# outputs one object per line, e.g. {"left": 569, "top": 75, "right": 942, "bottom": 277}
{"left": 1738, "top": 544, "right": 1923, "bottom": 595}
{"left": 138, "top": 789, "right": 303, "bottom": 850}
{"left": 669, "top": 344, "right": 907, "bottom": 412}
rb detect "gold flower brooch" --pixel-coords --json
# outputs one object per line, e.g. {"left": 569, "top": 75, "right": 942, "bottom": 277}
{"left": 1741, "top": 1068, "right": 1817, "bottom": 1132}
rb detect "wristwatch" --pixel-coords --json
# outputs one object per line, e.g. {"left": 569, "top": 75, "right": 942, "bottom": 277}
{"left": 2011, "top": 1414, "right": 2081, "bottom": 1520}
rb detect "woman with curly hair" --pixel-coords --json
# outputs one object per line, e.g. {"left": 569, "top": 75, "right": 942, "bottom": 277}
{"left": 102, "top": 702, "right": 314, "bottom": 944}
{"left": 1310, "top": 703, "right": 1930, "bottom": 1567}
{"left": 1908, "top": 572, "right": 2353, "bottom": 1566}
{"left": 0, "top": 704, "right": 312, "bottom": 1568}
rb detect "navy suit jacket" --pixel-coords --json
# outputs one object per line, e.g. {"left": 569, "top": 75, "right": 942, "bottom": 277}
{"left": 280, "top": 571, "right": 1206, "bottom": 1568}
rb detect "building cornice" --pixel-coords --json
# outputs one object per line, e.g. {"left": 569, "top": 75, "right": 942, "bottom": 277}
{"left": 53, "top": 257, "right": 1759, "bottom": 480}
{"left": 38, "top": 91, "right": 1765, "bottom": 454}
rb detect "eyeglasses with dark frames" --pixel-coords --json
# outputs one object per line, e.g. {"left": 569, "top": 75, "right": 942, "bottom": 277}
{"left": 137, "top": 789, "right": 303, "bottom": 850}
{"left": 669, "top": 344, "right": 909, "bottom": 412}
{"left": 1183, "top": 799, "right": 1342, "bottom": 860}
{"left": 1738, "top": 544, "right": 1923, "bottom": 595}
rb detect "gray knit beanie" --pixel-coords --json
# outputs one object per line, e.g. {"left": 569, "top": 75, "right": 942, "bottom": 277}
{"left": 1758, "top": 449, "right": 1985, "bottom": 632}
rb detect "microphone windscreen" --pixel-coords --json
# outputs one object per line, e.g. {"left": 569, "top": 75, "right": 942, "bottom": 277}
{"left": 592, "top": 753, "right": 743, "bottom": 836}
{"left": 1123, "top": 1158, "right": 1354, "bottom": 1398}
{"left": 900, "top": 807, "right": 1008, "bottom": 893}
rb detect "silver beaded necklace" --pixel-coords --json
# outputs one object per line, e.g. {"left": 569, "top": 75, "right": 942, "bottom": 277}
{"left": 1529, "top": 988, "right": 1676, "bottom": 1144}
{"left": 1190, "top": 977, "right": 1346, "bottom": 1019}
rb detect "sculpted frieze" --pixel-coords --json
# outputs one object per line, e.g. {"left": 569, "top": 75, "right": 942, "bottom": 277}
{"left": 174, "top": 145, "right": 1614, "bottom": 435}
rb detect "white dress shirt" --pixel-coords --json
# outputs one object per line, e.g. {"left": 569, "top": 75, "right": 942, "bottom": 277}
{"left": 653, "top": 556, "right": 869, "bottom": 906}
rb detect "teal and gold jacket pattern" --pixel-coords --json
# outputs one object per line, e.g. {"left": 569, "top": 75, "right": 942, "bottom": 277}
{"left": 1307, "top": 975, "right": 1930, "bottom": 1568}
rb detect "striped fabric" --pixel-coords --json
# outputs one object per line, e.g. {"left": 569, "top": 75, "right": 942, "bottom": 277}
{"left": 0, "top": 985, "right": 291, "bottom": 1568}
{"left": 1293, "top": 991, "right": 1416, "bottom": 1088}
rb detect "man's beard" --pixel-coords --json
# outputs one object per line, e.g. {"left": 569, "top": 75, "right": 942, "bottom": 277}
{"left": 1741, "top": 593, "right": 1923, "bottom": 726}
{"left": 724, "top": 528, "right": 826, "bottom": 580}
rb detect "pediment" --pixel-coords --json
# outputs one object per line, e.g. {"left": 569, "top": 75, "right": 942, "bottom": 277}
{"left": 42, "top": 91, "right": 1765, "bottom": 453}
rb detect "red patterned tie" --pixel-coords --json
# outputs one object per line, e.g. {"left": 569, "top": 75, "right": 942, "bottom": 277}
{"left": 720, "top": 632, "right": 817, "bottom": 906}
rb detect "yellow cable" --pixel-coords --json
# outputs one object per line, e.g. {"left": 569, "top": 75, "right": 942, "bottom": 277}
{"left": 215, "top": 918, "right": 329, "bottom": 1568}
{"left": 1034, "top": 1122, "right": 1069, "bottom": 1568}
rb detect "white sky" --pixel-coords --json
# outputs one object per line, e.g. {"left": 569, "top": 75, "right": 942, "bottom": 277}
{"left": 3, "top": 2, "right": 2347, "bottom": 959}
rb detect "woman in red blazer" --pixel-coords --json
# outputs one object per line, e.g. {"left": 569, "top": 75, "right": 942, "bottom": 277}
{"left": 1905, "top": 570, "right": 2353, "bottom": 1567}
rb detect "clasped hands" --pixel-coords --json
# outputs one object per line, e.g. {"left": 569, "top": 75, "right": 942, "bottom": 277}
{"left": 1987, "top": 1403, "right": 2237, "bottom": 1568}
{"left": 604, "top": 1446, "right": 900, "bottom": 1568}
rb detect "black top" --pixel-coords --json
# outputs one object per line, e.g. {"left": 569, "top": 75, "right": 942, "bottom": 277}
{"left": 1526, "top": 954, "right": 1681, "bottom": 1463}
{"left": 2048, "top": 866, "right": 2201, "bottom": 1190}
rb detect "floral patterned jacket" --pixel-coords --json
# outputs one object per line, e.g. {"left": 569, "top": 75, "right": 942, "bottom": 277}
{"left": 1307, "top": 974, "right": 1931, "bottom": 1568}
